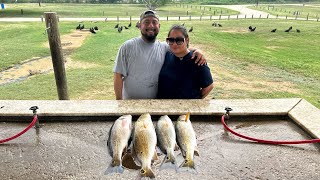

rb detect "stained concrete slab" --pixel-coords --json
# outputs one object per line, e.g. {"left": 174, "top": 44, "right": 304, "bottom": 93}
{"left": 1, "top": 118, "right": 320, "bottom": 179}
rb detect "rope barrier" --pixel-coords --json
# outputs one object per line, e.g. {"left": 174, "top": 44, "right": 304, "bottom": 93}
{"left": 0, "top": 115, "right": 38, "bottom": 144}
{"left": 221, "top": 114, "right": 320, "bottom": 144}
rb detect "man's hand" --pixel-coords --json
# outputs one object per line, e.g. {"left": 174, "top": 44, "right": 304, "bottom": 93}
{"left": 191, "top": 49, "right": 206, "bottom": 66}
{"left": 114, "top": 73, "right": 123, "bottom": 100}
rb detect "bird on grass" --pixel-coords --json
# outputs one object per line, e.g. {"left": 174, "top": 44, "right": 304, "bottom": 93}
{"left": 128, "top": 22, "right": 132, "bottom": 27}
{"left": 79, "top": 24, "right": 84, "bottom": 30}
{"left": 89, "top": 27, "right": 96, "bottom": 34}
{"left": 114, "top": 24, "right": 119, "bottom": 28}
{"left": 249, "top": 27, "right": 256, "bottom": 32}
{"left": 271, "top": 29, "right": 277, "bottom": 32}
{"left": 189, "top": 26, "right": 193, "bottom": 32}
{"left": 248, "top": 26, "right": 252, "bottom": 30}
{"left": 118, "top": 26, "right": 123, "bottom": 33}
{"left": 94, "top": 26, "right": 98, "bottom": 31}
{"left": 124, "top": 26, "right": 129, "bottom": 29}
{"left": 296, "top": 29, "right": 301, "bottom": 33}
{"left": 218, "top": 24, "right": 222, "bottom": 27}
{"left": 76, "top": 24, "right": 81, "bottom": 30}
{"left": 212, "top": 22, "right": 217, "bottom": 27}
{"left": 285, "top": 26, "right": 292, "bottom": 32}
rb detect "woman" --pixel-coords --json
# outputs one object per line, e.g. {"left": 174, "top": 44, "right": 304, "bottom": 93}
{"left": 157, "top": 25, "right": 214, "bottom": 99}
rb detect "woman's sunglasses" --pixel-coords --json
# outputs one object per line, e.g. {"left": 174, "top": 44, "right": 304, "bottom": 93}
{"left": 166, "top": 37, "right": 185, "bottom": 45}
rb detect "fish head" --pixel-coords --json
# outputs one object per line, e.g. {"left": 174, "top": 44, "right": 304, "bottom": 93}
{"left": 136, "top": 113, "right": 152, "bottom": 129}
{"left": 120, "top": 115, "right": 132, "bottom": 129}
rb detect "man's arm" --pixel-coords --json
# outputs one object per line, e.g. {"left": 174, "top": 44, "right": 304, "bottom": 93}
{"left": 188, "top": 48, "right": 206, "bottom": 66}
{"left": 114, "top": 73, "right": 123, "bottom": 100}
{"left": 201, "top": 83, "right": 214, "bottom": 99}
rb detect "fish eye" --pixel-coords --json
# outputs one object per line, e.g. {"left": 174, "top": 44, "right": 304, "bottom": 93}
{"left": 141, "top": 169, "right": 145, "bottom": 174}
{"left": 140, "top": 151, "right": 143, "bottom": 154}
{"left": 166, "top": 156, "right": 169, "bottom": 160}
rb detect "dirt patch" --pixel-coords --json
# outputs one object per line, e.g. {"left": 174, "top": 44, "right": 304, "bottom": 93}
{"left": 0, "top": 30, "right": 98, "bottom": 85}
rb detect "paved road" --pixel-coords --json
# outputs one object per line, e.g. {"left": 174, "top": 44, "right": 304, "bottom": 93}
{"left": 0, "top": 4, "right": 318, "bottom": 22}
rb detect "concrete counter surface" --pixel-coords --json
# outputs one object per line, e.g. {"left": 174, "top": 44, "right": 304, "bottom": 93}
{"left": 0, "top": 98, "right": 302, "bottom": 117}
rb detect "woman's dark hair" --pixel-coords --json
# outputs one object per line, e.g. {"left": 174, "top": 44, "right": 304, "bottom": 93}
{"left": 167, "top": 24, "right": 189, "bottom": 47}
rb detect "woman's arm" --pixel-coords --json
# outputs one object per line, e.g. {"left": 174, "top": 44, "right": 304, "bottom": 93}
{"left": 201, "top": 83, "right": 214, "bottom": 99}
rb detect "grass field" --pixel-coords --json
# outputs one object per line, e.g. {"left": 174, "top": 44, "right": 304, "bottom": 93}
{"left": 0, "top": 18, "right": 319, "bottom": 108}
{"left": 0, "top": 3, "right": 239, "bottom": 18}
{"left": 251, "top": 4, "right": 320, "bottom": 19}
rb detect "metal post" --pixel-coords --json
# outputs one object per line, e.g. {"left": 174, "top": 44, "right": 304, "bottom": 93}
{"left": 44, "top": 12, "right": 69, "bottom": 100}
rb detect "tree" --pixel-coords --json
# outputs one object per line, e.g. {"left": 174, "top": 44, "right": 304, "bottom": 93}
{"left": 143, "top": 0, "right": 170, "bottom": 10}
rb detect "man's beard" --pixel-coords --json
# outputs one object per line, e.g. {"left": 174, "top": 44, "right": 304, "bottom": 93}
{"left": 141, "top": 32, "right": 158, "bottom": 42}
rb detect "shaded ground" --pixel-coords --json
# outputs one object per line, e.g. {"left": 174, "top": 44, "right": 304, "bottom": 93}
{"left": 0, "top": 118, "right": 319, "bottom": 179}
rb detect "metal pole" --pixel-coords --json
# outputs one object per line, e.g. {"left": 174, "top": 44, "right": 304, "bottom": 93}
{"left": 44, "top": 12, "right": 69, "bottom": 100}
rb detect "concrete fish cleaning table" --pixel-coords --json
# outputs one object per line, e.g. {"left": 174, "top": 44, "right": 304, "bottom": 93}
{"left": 0, "top": 98, "right": 319, "bottom": 179}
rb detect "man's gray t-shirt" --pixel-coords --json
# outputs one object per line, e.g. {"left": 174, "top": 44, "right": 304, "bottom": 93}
{"left": 113, "top": 37, "right": 169, "bottom": 99}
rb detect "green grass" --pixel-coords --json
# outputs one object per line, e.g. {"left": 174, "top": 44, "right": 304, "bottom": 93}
{"left": 0, "top": 22, "right": 75, "bottom": 71}
{"left": 0, "top": 19, "right": 319, "bottom": 108}
{"left": 0, "top": 3, "right": 239, "bottom": 18}
{"left": 250, "top": 5, "right": 320, "bottom": 19}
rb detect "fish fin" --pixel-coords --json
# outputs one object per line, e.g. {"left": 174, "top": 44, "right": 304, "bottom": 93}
{"left": 174, "top": 143, "right": 180, "bottom": 151}
{"left": 178, "top": 159, "right": 197, "bottom": 174}
{"left": 159, "top": 153, "right": 177, "bottom": 171}
{"left": 152, "top": 149, "right": 159, "bottom": 161}
{"left": 156, "top": 146, "right": 163, "bottom": 156}
{"left": 140, "top": 167, "right": 156, "bottom": 179}
{"left": 194, "top": 147, "right": 200, "bottom": 157}
{"left": 104, "top": 165, "right": 124, "bottom": 175}
{"left": 122, "top": 153, "right": 141, "bottom": 170}
{"left": 107, "top": 122, "right": 115, "bottom": 157}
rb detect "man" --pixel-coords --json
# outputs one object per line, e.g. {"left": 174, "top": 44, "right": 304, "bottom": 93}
{"left": 113, "top": 10, "right": 206, "bottom": 100}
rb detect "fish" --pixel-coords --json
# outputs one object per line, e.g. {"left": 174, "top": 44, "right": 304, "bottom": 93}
{"left": 156, "top": 115, "right": 178, "bottom": 171}
{"left": 175, "top": 113, "right": 199, "bottom": 173}
{"left": 105, "top": 115, "right": 132, "bottom": 174}
{"left": 131, "top": 113, "right": 158, "bottom": 179}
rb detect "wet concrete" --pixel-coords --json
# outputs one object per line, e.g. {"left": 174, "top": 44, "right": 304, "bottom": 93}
{"left": 1, "top": 117, "right": 319, "bottom": 179}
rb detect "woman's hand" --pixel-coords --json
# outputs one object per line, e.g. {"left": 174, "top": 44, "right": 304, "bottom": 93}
{"left": 191, "top": 49, "right": 206, "bottom": 66}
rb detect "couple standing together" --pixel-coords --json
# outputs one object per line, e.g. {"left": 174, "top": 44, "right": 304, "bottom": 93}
{"left": 113, "top": 10, "right": 214, "bottom": 100}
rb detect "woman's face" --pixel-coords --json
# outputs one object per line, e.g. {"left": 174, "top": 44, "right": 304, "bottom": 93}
{"left": 167, "top": 29, "right": 189, "bottom": 55}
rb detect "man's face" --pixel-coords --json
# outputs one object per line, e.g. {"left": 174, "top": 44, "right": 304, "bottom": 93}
{"left": 139, "top": 16, "right": 160, "bottom": 42}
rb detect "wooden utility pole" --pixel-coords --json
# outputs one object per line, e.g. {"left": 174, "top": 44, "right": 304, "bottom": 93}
{"left": 44, "top": 12, "right": 69, "bottom": 100}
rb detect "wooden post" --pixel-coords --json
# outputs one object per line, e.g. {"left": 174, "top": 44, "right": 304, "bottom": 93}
{"left": 200, "top": 15, "right": 202, "bottom": 21}
{"left": 117, "top": 16, "right": 119, "bottom": 22}
{"left": 130, "top": 16, "right": 132, "bottom": 22}
{"left": 41, "top": 15, "right": 43, "bottom": 22}
{"left": 286, "top": 15, "right": 287, "bottom": 19}
{"left": 307, "top": 14, "right": 309, "bottom": 21}
{"left": 21, "top": 9, "right": 24, "bottom": 15}
{"left": 189, "top": 15, "right": 191, "bottom": 21}
{"left": 317, "top": 18, "right": 319, "bottom": 22}
{"left": 219, "top": 15, "right": 221, "bottom": 20}
{"left": 237, "top": 15, "right": 238, "bottom": 19}
{"left": 259, "top": 14, "right": 261, "bottom": 18}
{"left": 179, "top": 16, "right": 180, "bottom": 21}
{"left": 245, "top": 15, "right": 247, "bottom": 19}
{"left": 167, "top": 16, "right": 168, "bottom": 21}
{"left": 210, "top": 15, "right": 212, "bottom": 20}
{"left": 228, "top": 15, "right": 230, "bottom": 20}
{"left": 276, "top": 14, "right": 278, "bottom": 19}
{"left": 252, "top": 14, "right": 254, "bottom": 19}
{"left": 44, "top": 12, "right": 69, "bottom": 100}
{"left": 267, "top": 14, "right": 269, "bottom": 19}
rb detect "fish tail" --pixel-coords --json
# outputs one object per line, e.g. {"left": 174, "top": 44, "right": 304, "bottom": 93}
{"left": 160, "top": 153, "right": 177, "bottom": 171}
{"left": 139, "top": 167, "right": 155, "bottom": 179}
{"left": 178, "top": 159, "right": 197, "bottom": 174}
{"left": 104, "top": 164, "right": 124, "bottom": 175}
{"left": 104, "top": 157, "right": 124, "bottom": 175}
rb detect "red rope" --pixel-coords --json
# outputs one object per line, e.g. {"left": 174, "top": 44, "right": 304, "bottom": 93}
{"left": 221, "top": 115, "right": 320, "bottom": 144}
{"left": 0, "top": 115, "right": 38, "bottom": 144}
